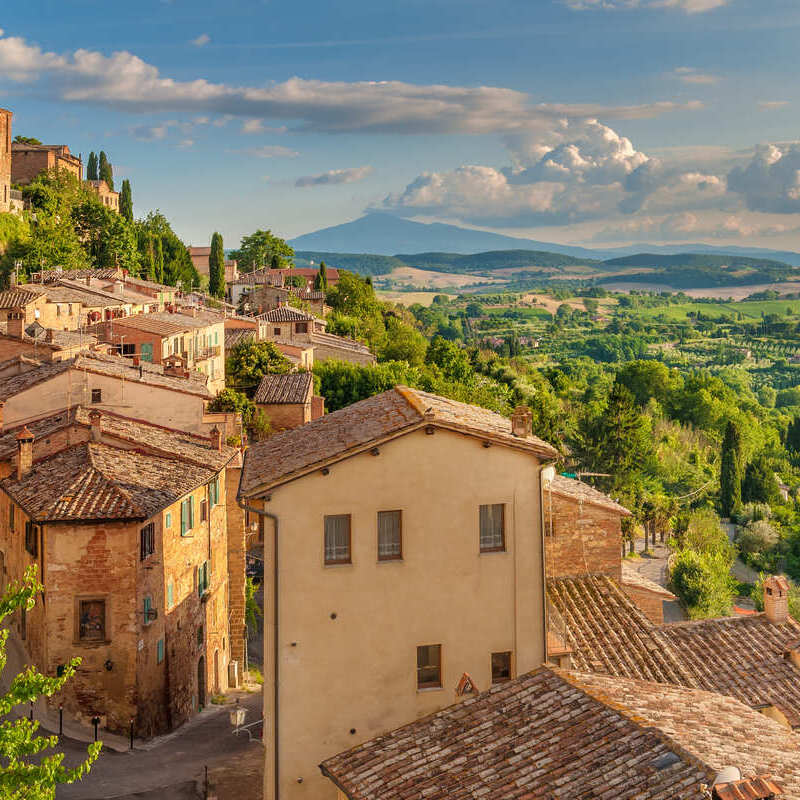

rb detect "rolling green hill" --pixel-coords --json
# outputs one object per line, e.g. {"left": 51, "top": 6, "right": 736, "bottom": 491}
{"left": 602, "top": 253, "right": 792, "bottom": 270}
{"left": 395, "top": 250, "right": 599, "bottom": 272}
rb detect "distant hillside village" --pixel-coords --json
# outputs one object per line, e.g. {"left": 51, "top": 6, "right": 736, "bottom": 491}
{"left": 4, "top": 100, "right": 800, "bottom": 800}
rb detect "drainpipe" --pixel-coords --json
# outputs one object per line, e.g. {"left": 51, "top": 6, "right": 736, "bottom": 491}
{"left": 238, "top": 498, "right": 279, "bottom": 800}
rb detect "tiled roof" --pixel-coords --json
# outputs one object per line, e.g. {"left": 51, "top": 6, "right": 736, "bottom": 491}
{"left": 547, "top": 575, "right": 695, "bottom": 684}
{"left": 1, "top": 442, "right": 217, "bottom": 522}
{"left": 548, "top": 474, "right": 632, "bottom": 516}
{"left": 254, "top": 372, "right": 312, "bottom": 405}
{"left": 240, "top": 386, "right": 558, "bottom": 496}
{"left": 122, "top": 276, "right": 175, "bottom": 293}
{"left": 322, "top": 667, "right": 800, "bottom": 800}
{"left": 572, "top": 671, "right": 800, "bottom": 799}
{"left": 0, "top": 406, "right": 235, "bottom": 469}
{"left": 30, "top": 269, "right": 121, "bottom": 285}
{"left": 310, "top": 331, "right": 372, "bottom": 356}
{"left": 260, "top": 307, "right": 316, "bottom": 323}
{"left": 0, "top": 290, "right": 39, "bottom": 309}
{"left": 661, "top": 614, "right": 800, "bottom": 726}
{"left": 105, "top": 314, "right": 191, "bottom": 336}
{"left": 24, "top": 324, "right": 98, "bottom": 349}
{"left": 27, "top": 283, "right": 125, "bottom": 308}
{"left": 149, "top": 310, "right": 224, "bottom": 329}
{"left": 225, "top": 329, "right": 257, "bottom": 350}
{"left": 320, "top": 667, "right": 714, "bottom": 800}
{"left": 0, "top": 352, "right": 211, "bottom": 401}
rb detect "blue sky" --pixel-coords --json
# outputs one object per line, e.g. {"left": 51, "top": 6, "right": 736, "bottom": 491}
{"left": 3, "top": 0, "right": 800, "bottom": 250}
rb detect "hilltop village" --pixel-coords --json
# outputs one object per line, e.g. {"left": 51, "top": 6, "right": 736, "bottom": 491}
{"left": 3, "top": 103, "right": 800, "bottom": 800}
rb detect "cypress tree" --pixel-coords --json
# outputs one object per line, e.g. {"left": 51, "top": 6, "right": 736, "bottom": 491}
{"left": 720, "top": 420, "right": 743, "bottom": 517}
{"left": 145, "top": 235, "right": 156, "bottom": 281}
{"left": 86, "top": 151, "right": 98, "bottom": 181}
{"left": 155, "top": 237, "right": 164, "bottom": 284}
{"left": 98, "top": 151, "right": 114, "bottom": 190}
{"left": 120, "top": 179, "right": 133, "bottom": 222}
{"left": 787, "top": 415, "right": 800, "bottom": 452}
{"left": 209, "top": 232, "right": 225, "bottom": 298}
{"left": 314, "top": 260, "right": 328, "bottom": 292}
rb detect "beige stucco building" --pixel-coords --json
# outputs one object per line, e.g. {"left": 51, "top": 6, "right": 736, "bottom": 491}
{"left": 238, "top": 388, "right": 558, "bottom": 800}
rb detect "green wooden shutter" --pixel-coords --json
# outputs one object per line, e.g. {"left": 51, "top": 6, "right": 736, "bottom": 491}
{"left": 167, "top": 581, "right": 173, "bottom": 608}
{"left": 180, "top": 500, "right": 188, "bottom": 536}
{"left": 189, "top": 496, "right": 195, "bottom": 530}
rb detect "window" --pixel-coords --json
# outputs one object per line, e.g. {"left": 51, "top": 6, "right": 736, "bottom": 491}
{"left": 143, "top": 596, "right": 153, "bottom": 625}
{"left": 24, "top": 521, "right": 38, "bottom": 557}
{"left": 165, "top": 512, "right": 172, "bottom": 529}
{"left": 479, "top": 504, "right": 505, "bottom": 552}
{"left": 78, "top": 599, "right": 106, "bottom": 642}
{"left": 416, "top": 645, "right": 442, "bottom": 689}
{"left": 157, "top": 639, "right": 165, "bottom": 664}
{"left": 140, "top": 523, "right": 155, "bottom": 560}
{"left": 295, "top": 322, "right": 308, "bottom": 334}
{"left": 180, "top": 496, "right": 195, "bottom": 536}
{"left": 167, "top": 580, "right": 174, "bottom": 609}
{"left": 273, "top": 327, "right": 281, "bottom": 336}
{"left": 491, "top": 652, "right": 512, "bottom": 684}
{"left": 121, "top": 343, "right": 136, "bottom": 356}
{"left": 208, "top": 477, "right": 220, "bottom": 507}
{"left": 324, "top": 515, "right": 351, "bottom": 565}
{"left": 196, "top": 624, "right": 204, "bottom": 648}
{"left": 377, "top": 511, "right": 402, "bottom": 561}
{"left": 91, "top": 388, "right": 102, "bottom": 404}
{"left": 200, "top": 499, "right": 208, "bottom": 523}
{"left": 197, "top": 560, "right": 210, "bottom": 596}
{"left": 8, "top": 502, "right": 13, "bottom": 532}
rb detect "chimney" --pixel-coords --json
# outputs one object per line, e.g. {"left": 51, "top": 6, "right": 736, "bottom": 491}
{"left": 210, "top": 425, "right": 222, "bottom": 452}
{"left": 764, "top": 575, "right": 790, "bottom": 624}
{"left": 7, "top": 311, "right": 25, "bottom": 340}
{"left": 511, "top": 405, "right": 533, "bottom": 438}
{"left": 16, "top": 426, "right": 34, "bottom": 480}
{"left": 88, "top": 409, "right": 102, "bottom": 442}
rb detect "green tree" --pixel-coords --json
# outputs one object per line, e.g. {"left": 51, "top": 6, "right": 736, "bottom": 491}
{"left": 379, "top": 318, "right": 427, "bottom": 366}
{"left": 742, "top": 455, "right": 780, "bottom": 505}
{"left": 786, "top": 415, "right": 800, "bottom": 453}
{"left": 13, "top": 135, "right": 42, "bottom": 145}
{"left": 98, "top": 151, "right": 113, "bottom": 190}
{"left": 245, "top": 576, "right": 263, "bottom": 631}
{"left": 135, "top": 211, "right": 197, "bottom": 288}
{"left": 226, "top": 340, "right": 292, "bottom": 393}
{"left": 208, "top": 232, "right": 225, "bottom": 298}
{"left": 313, "top": 261, "right": 328, "bottom": 292}
{"left": 231, "top": 229, "right": 294, "bottom": 273}
{"left": 119, "top": 179, "right": 133, "bottom": 222}
{"left": 86, "top": 151, "right": 98, "bottom": 181}
{"left": 0, "top": 567, "right": 101, "bottom": 798}
{"left": 720, "top": 420, "right": 743, "bottom": 517}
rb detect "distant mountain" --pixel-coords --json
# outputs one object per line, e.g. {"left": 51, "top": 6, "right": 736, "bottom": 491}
{"left": 395, "top": 250, "right": 598, "bottom": 272}
{"left": 289, "top": 213, "right": 600, "bottom": 259}
{"left": 289, "top": 213, "right": 800, "bottom": 266}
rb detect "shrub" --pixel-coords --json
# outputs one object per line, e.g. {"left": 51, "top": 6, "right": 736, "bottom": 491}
{"left": 736, "top": 520, "right": 778, "bottom": 557}
{"left": 670, "top": 547, "right": 736, "bottom": 618}
{"left": 735, "top": 502, "right": 772, "bottom": 526}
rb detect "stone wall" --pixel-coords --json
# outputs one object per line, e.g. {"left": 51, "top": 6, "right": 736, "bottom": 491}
{"left": 226, "top": 464, "right": 247, "bottom": 672}
{"left": 621, "top": 583, "right": 667, "bottom": 625}
{"left": 544, "top": 491, "right": 622, "bottom": 582}
{"left": 258, "top": 401, "right": 309, "bottom": 431}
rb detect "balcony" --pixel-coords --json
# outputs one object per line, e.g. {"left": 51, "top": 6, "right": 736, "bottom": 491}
{"left": 195, "top": 345, "right": 221, "bottom": 361}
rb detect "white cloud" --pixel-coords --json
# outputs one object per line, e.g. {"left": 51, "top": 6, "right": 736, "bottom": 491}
{"left": 671, "top": 67, "right": 719, "bottom": 85}
{"left": 758, "top": 101, "right": 789, "bottom": 111}
{"left": 191, "top": 34, "right": 210, "bottom": 47}
{"left": 295, "top": 166, "right": 374, "bottom": 187}
{"left": 241, "top": 119, "right": 288, "bottom": 135}
{"left": 0, "top": 32, "right": 702, "bottom": 135}
{"left": 565, "top": 0, "right": 729, "bottom": 12}
{"left": 727, "top": 143, "right": 800, "bottom": 213}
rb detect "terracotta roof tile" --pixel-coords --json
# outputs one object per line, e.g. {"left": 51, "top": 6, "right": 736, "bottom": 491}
{"left": 104, "top": 315, "right": 190, "bottom": 336}
{"left": 225, "top": 329, "right": 257, "bottom": 350}
{"left": 548, "top": 475, "right": 632, "bottom": 516}
{"left": 0, "top": 290, "right": 40, "bottom": 309}
{"left": 661, "top": 615, "right": 800, "bottom": 726}
{"left": 260, "top": 306, "right": 316, "bottom": 323}
{"left": 31, "top": 269, "right": 121, "bottom": 285}
{"left": 1, "top": 442, "right": 217, "bottom": 522}
{"left": 547, "top": 575, "right": 695, "bottom": 684}
{"left": 310, "top": 331, "right": 372, "bottom": 356}
{"left": 254, "top": 372, "right": 312, "bottom": 405}
{"left": 240, "top": 386, "right": 558, "bottom": 496}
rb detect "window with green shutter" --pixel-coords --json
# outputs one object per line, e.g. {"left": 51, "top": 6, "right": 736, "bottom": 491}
{"left": 143, "top": 596, "right": 153, "bottom": 625}
{"left": 157, "top": 639, "right": 164, "bottom": 664}
{"left": 181, "top": 497, "right": 195, "bottom": 536}
{"left": 167, "top": 580, "right": 173, "bottom": 609}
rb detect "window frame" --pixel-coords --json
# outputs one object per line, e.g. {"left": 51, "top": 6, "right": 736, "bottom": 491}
{"left": 140, "top": 522, "right": 155, "bottom": 561}
{"left": 77, "top": 598, "right": 107, "bottom": 644}
{"left": 416, "top": 644, "right": 442, "bottom": 690}
{"left": 323, "top": 514, "right": 352, "bottom": 566}
{"left": 479, "top": 503, "right": 506, "bottom": 553}
{"left": 91, "top": 388, "right": 102, "bottom": 404}
{"left": 491, "top": 651, "right": 512, "bottom": 684}
{"left": 377, "top": 510, "right": 403, "bottom": 562}
{"left": 157, "top": 638, "right": 165, "bottom": 664}
{"left": 24, "top": 520, "right": 38, "bottom": 557}
{"left": 180, "top": 496, "right": 195, "bottom": 537}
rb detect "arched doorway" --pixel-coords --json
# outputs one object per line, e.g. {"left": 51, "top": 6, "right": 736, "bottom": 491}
{"left": 213, "top": 650, "right": 220, "bottom": 694}
{"left": 197, "top": 656, "right": 206, "bottom": 710}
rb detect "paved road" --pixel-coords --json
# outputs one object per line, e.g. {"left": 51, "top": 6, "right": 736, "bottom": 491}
{"left": 55, "top": 689, "right": 263, "bottom": 799}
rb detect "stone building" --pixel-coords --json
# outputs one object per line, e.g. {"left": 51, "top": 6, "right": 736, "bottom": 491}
{"left": 87, "top": 179, "right": 120, "bottom": 212}
{"left": 188, "top": 246, "right": 239, "bottom": 283}
{"left": 253, "top": 372, "right": 323, "bottom": 431}
{"left": 0, "top": 108, "right": 11, "bottom": 213}
{"left": 11, "top": 143, "right": 82, "bottom": 185}
{"left": 0, "top": 415, "right": 235, "bottom": 736}
{"left": 238, "top": 390, "right": 558, "bottom": 800}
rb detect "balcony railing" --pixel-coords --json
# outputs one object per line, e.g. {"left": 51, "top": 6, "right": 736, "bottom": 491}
{"left": 195, "top": 345, "right": 221, "bottom": 361}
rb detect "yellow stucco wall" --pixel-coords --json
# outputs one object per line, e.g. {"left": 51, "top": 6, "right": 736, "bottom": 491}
{"left": 255, "top": 426, "right": 546, "bottom": 800}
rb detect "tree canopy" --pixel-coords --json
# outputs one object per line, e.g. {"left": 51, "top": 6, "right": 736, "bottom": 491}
{"left": 230, "top": 230, "right": 294, "bottom": 273}
{"left": 208, "top": 232, "right": 225, "bottom": 298}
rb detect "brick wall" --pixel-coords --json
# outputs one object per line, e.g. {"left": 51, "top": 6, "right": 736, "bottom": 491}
{"left": 11, "top": 149, "right": 53, "bottom": 185}
{"left": 621, "top": 583, "right": 666, "bottom": 625}
{"left": 226, "top": 464, "right": 247, "bottom": 672}
{"left": 0, "top": 109, "right": 10, "bottom": 214}
{"left": 544, "top": 492, "right": 622, "bottom": 581}
{"left": 258, "top": 401, "right": 310, "bottom": 431}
